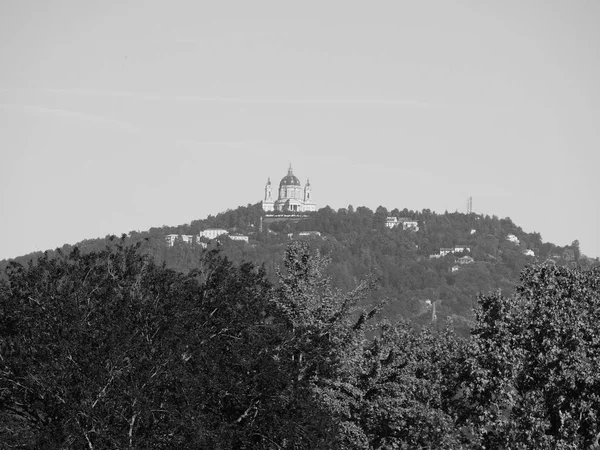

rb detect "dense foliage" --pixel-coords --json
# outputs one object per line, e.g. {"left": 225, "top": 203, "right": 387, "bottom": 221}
{"left": 4, "top": 204, "right": 594, "bottom": 336}
{"left": 2, "top": 238, "right": 599, "bottom": 448}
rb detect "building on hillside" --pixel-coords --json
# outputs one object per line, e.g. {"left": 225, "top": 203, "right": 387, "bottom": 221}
{"left": 262, "top": 164, "right": 316, "bottom": 213}
{"left": 385, "top": 216, "right": 419, "bottom": 231}
{"left": 401, "top": 220, "right": 419, "bottom": 231}
{"left": 454, "top": 245, "right": 471, "bottom": 253}
{"left": 229, "top": 234, "right": 249, "bottom": 243}
{"left": 440, "top": 248, "right": 454, "bottom": 257}
{"left": 385, "top": 217, "right": 399, "bottom": 228}
{"left": 451, "top": 265, "right": 460, "bottom": 273}
{"left": 299, "top": 231, "right": 321, "bottom": 237}
{"left": 506, "top": 234, "right": 520, "bottom": 244}
{"left": 166, "top": 234, "right": 204, "bottom": 247}
{"left": 165, "top": 234, "right": 179, "bottom": 246}
{"left": 457, "top": 256, "right": 474, "bottom": 265}
{"left": 199, "top": 229, "right": 228, "bottom": 239}
{"left": 166, "top": 234, "right": 194, "bottom": 246}
{"left": 524, "top": 249, "right": 535, "bottom": 257}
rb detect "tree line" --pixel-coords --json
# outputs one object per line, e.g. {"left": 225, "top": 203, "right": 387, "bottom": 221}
{"left": 1, "top": 238, "right": 599, "bottom": 448}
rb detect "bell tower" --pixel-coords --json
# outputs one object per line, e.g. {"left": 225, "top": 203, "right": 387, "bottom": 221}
{"left": 262, "top": 177, "right": 275, "bottom": 212}
{"left": 304, "top": 179, "right": 311, "bottom": 202}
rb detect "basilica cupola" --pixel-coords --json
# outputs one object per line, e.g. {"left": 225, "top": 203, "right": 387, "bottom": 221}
{"left": 279, "top": 164, "right": 301, "bottom": 188}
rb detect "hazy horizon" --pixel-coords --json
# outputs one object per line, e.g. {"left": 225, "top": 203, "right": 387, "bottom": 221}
{"left": 1, "top": 1, "right": 599, "bottom": 260}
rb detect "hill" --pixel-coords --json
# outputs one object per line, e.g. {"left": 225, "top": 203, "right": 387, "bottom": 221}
{"left": 1, "top": 203, "right": 596, "bottom": 335}
{"left": 2, "top": 211, "right": 600, "bottom": 448}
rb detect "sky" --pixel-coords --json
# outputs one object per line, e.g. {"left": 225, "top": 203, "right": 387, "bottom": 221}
{"left": 1, "top": 0, "right": 599, "bottom": 260}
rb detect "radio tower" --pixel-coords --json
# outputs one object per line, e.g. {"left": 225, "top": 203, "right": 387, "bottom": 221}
{"left": 467, "top": 196, "right": 473, "bottom": 214}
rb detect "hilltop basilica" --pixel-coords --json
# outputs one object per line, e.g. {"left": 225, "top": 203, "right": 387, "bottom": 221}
{"left": 262, "top": 165, "right": 316, "bottom": 213}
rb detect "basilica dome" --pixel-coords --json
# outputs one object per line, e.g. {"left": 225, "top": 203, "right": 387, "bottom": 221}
{"left": 279, "top": 166, "right": 301, "bottom": 187}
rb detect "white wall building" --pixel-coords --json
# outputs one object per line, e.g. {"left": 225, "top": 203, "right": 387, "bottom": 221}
{"left": 386, "top": 217, "right": 419, "bottom": 231}
{"left": 166, "top": 234, "right": 197, "bottom": 247}
{"left": 299, "top": 231, "right": 321, "bottom": 237}
{"left": 454, "top": 245, "right": 471, "bottom": 253}
{"left": 402, "top": 220, "right": 419, "bottom": 231}
{"left": 199, "top": 229, "right": 229, "bottom": 239}
{"left": 506, "top": 234, "right": 520, "bottom": 244}
{"left": 385, "top": 217, "right": 399, "bottom": 228}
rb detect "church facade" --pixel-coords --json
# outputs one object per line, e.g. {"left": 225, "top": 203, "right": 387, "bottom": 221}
{"left": 262, "top": 165, "right": 316, "bottom": 213}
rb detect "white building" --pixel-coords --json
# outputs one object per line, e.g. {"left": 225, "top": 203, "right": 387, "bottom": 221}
{"left": 457, "top": 256, "right": 474, "bottom": 265}
{"left": 230, "top": 235, "right": 249, "bottom": 243}
{"left": 385, "top": 217, "right": 419, "bottom": 231}
{"left": 524, "top": 249, "right": 535, "bottom": 257}
{"left": 401, "top": 219, "right": 419, "bottom": 231}
{"left": 440, "top": 248, "right": 454, "bottom": 257}
{"left": 165, "top": 234, "right": 179, "bottom": 246}
{"left": 262, "top": 165, "right": 316, "bottom": 213}
{"left": 299, "top": 231, "right": 321, "bottom": 237}
{"left": 166, "top": 234, "right": 195, "bottom": 246}
{"left": 199, "top": 229, "right": 229, "bottom": 239}
{"left": 506, "top": 234, "right": 520, "bottom": 244}
{"left": 385, "top": 217, "right": 399, "bottom": 228}
{"left": 454, "top": 245, "right": 471, "bottom": 253}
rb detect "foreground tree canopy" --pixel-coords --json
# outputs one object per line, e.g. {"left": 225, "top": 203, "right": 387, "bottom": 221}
{"left": 1, "top": 238, "right": 599, "bottom": 449}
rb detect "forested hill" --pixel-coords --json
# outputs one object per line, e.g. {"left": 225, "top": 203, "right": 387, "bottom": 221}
{"left": 2, "top": 203, "right": 596, "bottom": 333}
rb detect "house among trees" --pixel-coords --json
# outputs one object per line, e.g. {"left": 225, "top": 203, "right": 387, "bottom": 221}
{"left": 400, "top": 218, "right": 419, "bottom": 231}
{"left": 385, "top": 216, "right": 419, "bottom": 231}
{"left": 457, "top": 255, "right": 474, "bottom": 265}
{"left": 199, "top": 229, "right": 229, "bottom": 239}
{"left": 506, "top": 233, "right": 520, "bottom": 244}
{"left": 430, "top": 246, "right": 472, "bottom": 260}
{"left": 166, "top": 229, "right": 229, "bottom": 247}
{"left": 165, "top": 234, "right": 207, "bottom": 248}
{"left": 385, "top": 217, "right": 400, "bottom": 228}
{"left": 165, "top": 234, "right": 194, "bottom": 246}
{"left": 299, "top": 231, "right": 322, "bottom": 238}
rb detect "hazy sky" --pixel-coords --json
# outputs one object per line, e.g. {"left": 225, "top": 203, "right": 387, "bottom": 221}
{"left": 1, "top": 1, "right": 599, "bottom": 260}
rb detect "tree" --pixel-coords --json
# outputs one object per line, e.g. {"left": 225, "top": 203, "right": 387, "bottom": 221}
{"left": 0, "top": 240, "right": 197, "bottom": 448}
{"left": 272, "top": 240, "right": 381, "bottom": 448}
{"left": 273, "top": 241, "right": 469, "bottom": 449}
{"left": 0, "top": 239, "right": 302, "bottom": 448}
{"left": 460, "top": 264, "right": 600, "bottom": 449}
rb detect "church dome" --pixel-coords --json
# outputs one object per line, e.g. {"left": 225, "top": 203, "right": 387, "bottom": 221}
{"left": 279, "top": 165, "right": 301, "bottom": 187}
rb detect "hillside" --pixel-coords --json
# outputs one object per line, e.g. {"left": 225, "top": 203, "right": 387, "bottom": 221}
{"left": 1, "top": 203, "right": 596, "bottom": 335}
{"left": 2, "top": 207, "right": 600, "bottom": 448}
